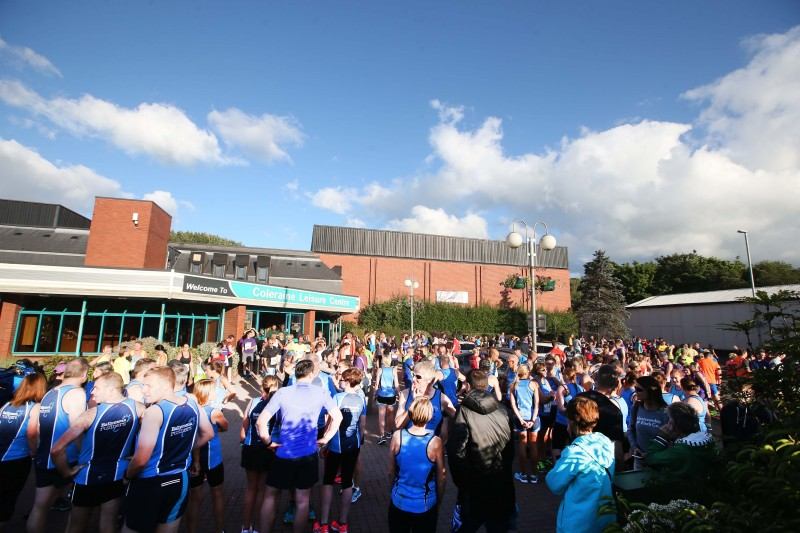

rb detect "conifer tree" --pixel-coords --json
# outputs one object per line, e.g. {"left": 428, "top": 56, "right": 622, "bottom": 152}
{"left": 576, "top": 250, "right": 630, "bottom": 339}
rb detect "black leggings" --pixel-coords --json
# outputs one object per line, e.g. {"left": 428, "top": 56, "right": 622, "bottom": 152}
{"left": 388, "top": 502, "right": 438, "bottom": 533}
{"left": 0, "top": 457, "right": 32, "bottom": 521}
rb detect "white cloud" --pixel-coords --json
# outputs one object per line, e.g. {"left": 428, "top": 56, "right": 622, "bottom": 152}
{"left": 142, "top": 190, "right": 179, "bottom": 217}
{"left": 309, "top": 26, "right": 800, "bottom": 268}
{"left": 345, "top": 217, "right": 366, "bottom": 228}
{"left": 285, "top": 180, "right": 299, "bottom": 191}
{"left": 0, "top": 80, "right": 237, "bottom": 166}
{"left": 0, "top": 138, "right": 128, "bottom": 211}
{"left": 386, "top": 206, "right": 489, "bottom": 239}
{"left": 683, "top": 26, "right": 800, "bottom": 172}
{"left": 208, "top": 108, "right": 303, "bottom": 164}
{"left": 0, "top": 37, "right": 62, "bottom": 77}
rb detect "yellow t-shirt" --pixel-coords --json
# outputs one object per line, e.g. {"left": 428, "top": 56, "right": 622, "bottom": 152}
{"left": 113, "top": 357, "right": 131, "bottom": 384}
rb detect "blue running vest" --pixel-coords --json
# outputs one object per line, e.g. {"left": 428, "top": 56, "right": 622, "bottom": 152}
{"left": 405, "top": 389, "right": 444, "bottom": 435}
{"left": 139, "top": 399, "right": 200, "bottom": 477}
{"left": 391, "top": 429, "right": 437, "bottom": 513}
{"left": 0, "top": 401, "right": 34, "bottom": 461}
{"left": 74, "top": 399, "right": 138, "bottom": 484}
{"left": 199, "top": 405, "right": 223, "bottom": 470}
{"left": 514, "top": 379, "right": 535, "bottom": 421}
{"left": 35, "top": 385, "right": 83, "bottom": 469}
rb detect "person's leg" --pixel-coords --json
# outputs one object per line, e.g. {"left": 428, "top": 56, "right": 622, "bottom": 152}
{"left": 155, "top": 520, "right": 182, "bottom": 533}
{"left": 515, "top": 431, "right": 529, "bottom": 479}
{"left": 243, "top": 469, "right": 260, "bottom": 530}
{"left": 378, "top": 404, "right": 386, "bottom": 436}
{"left": 321, "top": 485, "right": 334, "bottom": 525}
{"left": 388, "top": 503, "right": 412, "bottom": 533}
{"left": 260, "top": 486, "right": 280, "bottom": 533}
{"left": 528, "top": 430, "right": 539, "bottom": 480}
{"left": 210, "top": 484, "right": 225, "bottom": 532}
{"left": 97, "top": 498, "right": 123, "bottom": 533}
{"left": 185, "top": 486, "right": 204, "bottom": 533}
{"left": 339, "top": 449, "right": 358, "bottom": 523}
{"left": 414, "top": 505, "right": 438, "bottom": 533}
{"left": 387, "top": 405, "right": 395, "bottom": 433}
{"left": 292, "top": 488, "right": 311, "bottom": 533}
{"left": 27, "top": 485, "right": 62, "bottom": 533}
{"left": 66, "top": 505, "right": 92, "bottom": 533}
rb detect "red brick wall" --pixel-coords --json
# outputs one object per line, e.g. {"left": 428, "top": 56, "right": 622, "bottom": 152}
{"left": 304, "top": 311, "right": 316, "bottom": 339}
{"left": 0, "top": 297, "right": 22, "bottom": 356}
{"left": 223, "top": 305, "right": 247, "bottom": 341}
{"left": 316, "top": 253, "right": 571, "bottom": 320}
{"left": 84, "top": 197, "right": 172, "bottom": 269}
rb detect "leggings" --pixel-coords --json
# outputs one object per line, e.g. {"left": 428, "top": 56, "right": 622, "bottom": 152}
{"left": 388, "top": 502, "right": 438, "bottom": 533}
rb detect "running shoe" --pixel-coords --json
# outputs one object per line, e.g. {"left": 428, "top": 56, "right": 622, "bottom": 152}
{"left": 283, "top": 502, "right": 296, "bottom": 524}
{"left": 528, "top": 474, "right": 539, "bottom": 484}
{"left": 351, "top": 486, "right": 362, "bottom": 503}
{"left": 331, "top": 521, "right": 348, "bottom": 533}
{"left": 514, "top": 472, "right": 528, "bottom": 483}
{"left": 312, "top": 522, "right": 329, "bottom": 533}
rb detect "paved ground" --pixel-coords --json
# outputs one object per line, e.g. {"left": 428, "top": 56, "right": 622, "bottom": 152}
{"left": 10, "top": 376, "right": 560, "bottom": 532}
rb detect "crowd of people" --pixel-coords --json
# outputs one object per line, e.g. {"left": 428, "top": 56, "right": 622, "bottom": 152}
{"left": 0, "top": 328, "right": 784, "bottom": 533}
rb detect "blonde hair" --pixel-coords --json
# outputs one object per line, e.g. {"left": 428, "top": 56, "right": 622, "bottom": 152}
{"left": 408, "top": 396, "right": 433, "bottom": 427}
{"left": 193, "top": 379, "right": 216, "bottom": 407}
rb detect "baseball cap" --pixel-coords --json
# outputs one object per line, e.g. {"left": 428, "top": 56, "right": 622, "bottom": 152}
{"left": 55, "top": 363, "right": 67, "bottom": 374}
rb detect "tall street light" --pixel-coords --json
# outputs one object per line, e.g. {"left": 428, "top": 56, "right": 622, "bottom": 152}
{"left": 404, "top": 277, "right": 419, "bottom": 337}
{"left": 738, "top": 230, "right": 756, "bottom": 297}
{"left": 506, "top": 220, "right": 557, "bottom": 352}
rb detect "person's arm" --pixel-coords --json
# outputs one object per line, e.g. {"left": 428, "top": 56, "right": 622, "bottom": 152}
{"left": 441, "top": 393, "right": 457, "bottom": 419}
{"left": 194, "top": 404, "right": 215, "bottom": 449}
{"left": 545, "top": 446, "right": 578, "bottom": 496}
{"left": 255, "top": 407, "right": 277, "bottom": 447}
{"left": 358, "top": 413, "right": 367, "bottom": 446}
{"left": 530, "top": 381, "right": 540, "bottom": 427}
{"left": 387, "top": 430, "right": 400, "bottom": 484}
{"left": 394, "top": 389, "right": 411, "bottom": 430}
{"left": 126, "top": 384, "right": 145, "bottom": 403}
{"left": 126, "top": 406, "right": 164, "bottom": 479}
{"left": 63, "top": 387, "right": 88, "bottom": 423}
{"left": 428, "top": 436, "right": 446, "bottom": 507}
{"left": 211, "top": 408, "right": 228, "bottom": 432}
{"left": 220, "top": 377, "right": 237, "bottom": 405}
{"left": 489, "top": 376, "right": 501, "bottom": 401}
{"left": 241, "top": 399, "right": 253, "bottom": 441}
{"left": 26, "top": 404, "right": 40, "bottom": 456}
{"left": 556, "top": 384, "right": 568, "bottom": 415}
{"left": 51, "top": 409, "right": 96, "bottom": 478}
{"left": 318, "top": 395, "right": 344, "bottom": 446}
{"left": 509, "top": 384, "right": 524, "bottom": 425}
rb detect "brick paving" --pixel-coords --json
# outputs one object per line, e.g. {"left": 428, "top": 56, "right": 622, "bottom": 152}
{"left": 9, "top": 376, "right": 559, "bottom": 532}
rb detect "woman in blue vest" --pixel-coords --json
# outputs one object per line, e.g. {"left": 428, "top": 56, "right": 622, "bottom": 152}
{"left": 388, "top": 396, "right": 446, "bottom": 533}
{"left": 239, "top": 374, "right": 281, "bottom": 533}
{"left": 435, "top": 355, "right": 461, "bottom": 409}
{"left": 510, "top": 364, "right": 541, "bottom": 484}
{"left": 186, "top": 378, "right": 229, "bottom": 533}
{"left": 0, "top": 373, "right": 46, "bottom": 530}
{"left": 375, "top": 354, "right": 399, "bottom": 445}
{"left": 681, "top": 377, "right": 709, "bottom": 433}
{"left": 552, "top": 368, "right": 581, "bottom": 462}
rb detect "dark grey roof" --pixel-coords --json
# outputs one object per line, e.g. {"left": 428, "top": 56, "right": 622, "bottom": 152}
{"left": 311, "top": 225, "right": 569, "bottom": 269}
{"left": 0, "top": 226, "right": 89, "bottom": 254}
{"left": 0, "top": 199, "right": 90, "bottom": 229}
{"left": 0, "top": 251, "right": 85, "bottom": 267}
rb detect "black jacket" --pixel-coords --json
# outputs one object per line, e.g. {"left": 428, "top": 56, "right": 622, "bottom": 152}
{"left": 446, "top": 388, "right": 516, "bottom": 516}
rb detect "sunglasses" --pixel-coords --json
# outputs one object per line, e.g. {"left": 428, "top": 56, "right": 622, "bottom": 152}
{"left": 414, "top": 374, "right": 430, "bottom": 381}
{"left": 634, "top": 387, "right": 644, "bottom": 393}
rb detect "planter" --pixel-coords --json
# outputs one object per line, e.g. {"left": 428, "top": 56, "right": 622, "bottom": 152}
{"left": 543, "top": 280, "right": 556, "bottom": 291}
{"left": 513, "top": 277, "right": 527, "bottom": 289}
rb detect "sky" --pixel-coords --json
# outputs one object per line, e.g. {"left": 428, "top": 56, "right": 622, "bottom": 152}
{"left": 1, "top": 1, "right": 799, "bottom": 275}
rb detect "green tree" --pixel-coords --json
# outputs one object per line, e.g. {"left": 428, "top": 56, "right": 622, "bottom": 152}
{"left": 752, "top": 260, "right": 800, "bottom": 286}
{"left": 652, "top": 251, "right": 747, "bottom": 294}
{"left": 570, "top": 277, "right": 582, "bottom": 309}
{"left": 575, "top": 250, "right": 629, "bottom": 339}
{"left": 613, "top": 260, "right": 657, "bottom": 303}
{"left": 170, "top": 230, "right": 242, "bottom": 246}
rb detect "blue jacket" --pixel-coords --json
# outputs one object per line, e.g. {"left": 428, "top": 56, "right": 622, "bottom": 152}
{"left": 546, "top": 432, "right": 615, "bottom": 533}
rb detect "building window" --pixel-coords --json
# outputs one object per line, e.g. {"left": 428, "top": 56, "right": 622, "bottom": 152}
{"left": 213, "top": 264, "right": 225, "bottom": 277}
{"left": 235, "top": 265, "right": 247, "bottom": 280}
{"left": 256, "top": 266, "right": 268, "bottom": 282}
{"left": 190, "top": 263, "right": 201, "bottom": 274}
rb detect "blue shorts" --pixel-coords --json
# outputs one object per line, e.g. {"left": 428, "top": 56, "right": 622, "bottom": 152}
{"left": 125, "top": 471, "right": 189, "bottom": 530}
{"left": 513, "top": 416, "right": 541, "bottom": 433}
{"left": 709, "top": 383, "right": 719, "bottom": 395}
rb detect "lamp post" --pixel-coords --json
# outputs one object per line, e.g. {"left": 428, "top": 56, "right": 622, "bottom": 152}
{"left": 404, "top": 278, "right": 419, "bottom": 337}
{"left": 738, "top": 230, "right": 756, "bottom": 298}
{"left": 506, "top": 220, "right": 557, "bottom": 352}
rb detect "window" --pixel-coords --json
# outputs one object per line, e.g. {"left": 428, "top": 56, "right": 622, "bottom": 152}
{"left": 213, "top": 264, "right": 225, "bottom": 277}
{"left": 235, "top": 265, "right": 247, "bottom": 280}
{"left": 190, "top": 263, "right": 202, "bottom": 274}
{"left": 256, "top": 266, "right": 268, "bottom": 282}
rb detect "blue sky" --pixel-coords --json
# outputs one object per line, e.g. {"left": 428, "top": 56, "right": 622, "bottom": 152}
{"left": 1, "top": 1, "right": 798, "bottom": 273}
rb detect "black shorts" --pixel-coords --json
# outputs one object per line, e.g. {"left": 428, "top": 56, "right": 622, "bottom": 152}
{"left": 552, "top": 422, "right": 570, "bottom": 450}
{"left": 323, "top": 448, "right": 360, "bottom": 488}
{"left": 189, "top": 462, "right": 224, "bottom": 489}
{"left": 539, "top": 410, "right": 557, "bottom": 430}
{"left": 72, "top": 479, "right": 125, "bottom": 507}
{"left": 0, "top": 457, "right": 31, "bottom": 521}
{"left": 125, "top": 472, "right": 189, "bottom": 530}
{"left": 34, "top": 464, "right": 74, "bottom": 488}
{"left": 241, "top": 444, "right": 275, "bottom": 471}
{"left": 266, "top": 453, "right": 318, "bottom": 490}
{"left": 377, "top": 395, "right": 397, "bottom": 406}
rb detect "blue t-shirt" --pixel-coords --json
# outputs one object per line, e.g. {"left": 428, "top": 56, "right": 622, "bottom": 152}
{"left": 439, "top": 368, "right": 459, "bottom": 408}
{"left": 0, "top": 401, "right": 35, "bottom": 461}
{"left": 35, "top": 385, "right": 84, "bottom": 469}
{"left": 265, "top": 381, "right": 338, "bottom": 459}
{"left": 328, "top": 392, "right": 366, "bottom": 454}
{"left": 403, "top": 358, "right": 414, "bottom": 389}
{"left": 75, "top": 399, "right": 139, "bottom": 484}
{"left": 139, "top": 398, "right": 200, "bottom": 478}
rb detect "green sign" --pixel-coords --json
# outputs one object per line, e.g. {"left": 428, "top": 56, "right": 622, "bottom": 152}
{"left": 182, "top": 275, "right": 358, "bottom": 311}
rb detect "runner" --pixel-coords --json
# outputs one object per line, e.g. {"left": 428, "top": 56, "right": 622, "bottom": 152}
{"left": 240, "top": 375, "right": 281, "bottom": 533}
{"left": 532, "top": 362, "right": 557, "bottom": 474}
{"left": 0, "top": 373, "right": 46, "bottom": 532}
{"left": 241, "top": 329, "right": 259, "bottom": 379}
{"left": 51, "top": 372, "right": 144, "bottom": 533}
{"left": 186, "top": 379, "right": 229, "bottom": 533}
{"left": 256, "top": 359, "right": 343, "bottom": 533}
{"left": 552, "top": 368, "right": 580, "bottom": 462}
{"left": 121, "top": 366, "right": 214, "bottom": 533}
{"left": 205, "top": 361, "right": 237, "bottom": 409}
{"left": 124, "top": 358, "right": 155, "bottom": 403}
{"left": 509, "top": 364, "right": 541, "bottom": 484}
{"left": 434, "top": 354, "right": 462, "bottom": 409}
{"left": 388, "top": 397, "right": 446, "bottom": 533}
{"left": 681, "top": 377, "right": 709, "bottom": 434}
{"left": 316, "top": 367, "right": 367, "bottom": 533}
{"left": 697, "top": 350, "right": 723, "bottom": 413}
{"left": 27, "top": 357, "right": 89, "bottom": 533}
{"left": 375, "top": 354, "right": 400, "bottom": 445}
{"left": 395, "top": 360, "right": 456, "bottom": 442}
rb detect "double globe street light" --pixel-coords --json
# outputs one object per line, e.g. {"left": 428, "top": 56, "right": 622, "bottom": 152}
{"left": 506, "top": 220, "right": 557, "bottom": 352}
{"left": 404, "top": 278, "right": 419, "bottom": 337}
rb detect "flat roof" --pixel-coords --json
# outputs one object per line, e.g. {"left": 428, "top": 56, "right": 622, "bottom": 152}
{"left": 627, "top": 284, "right": 800, "bottom": 308}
